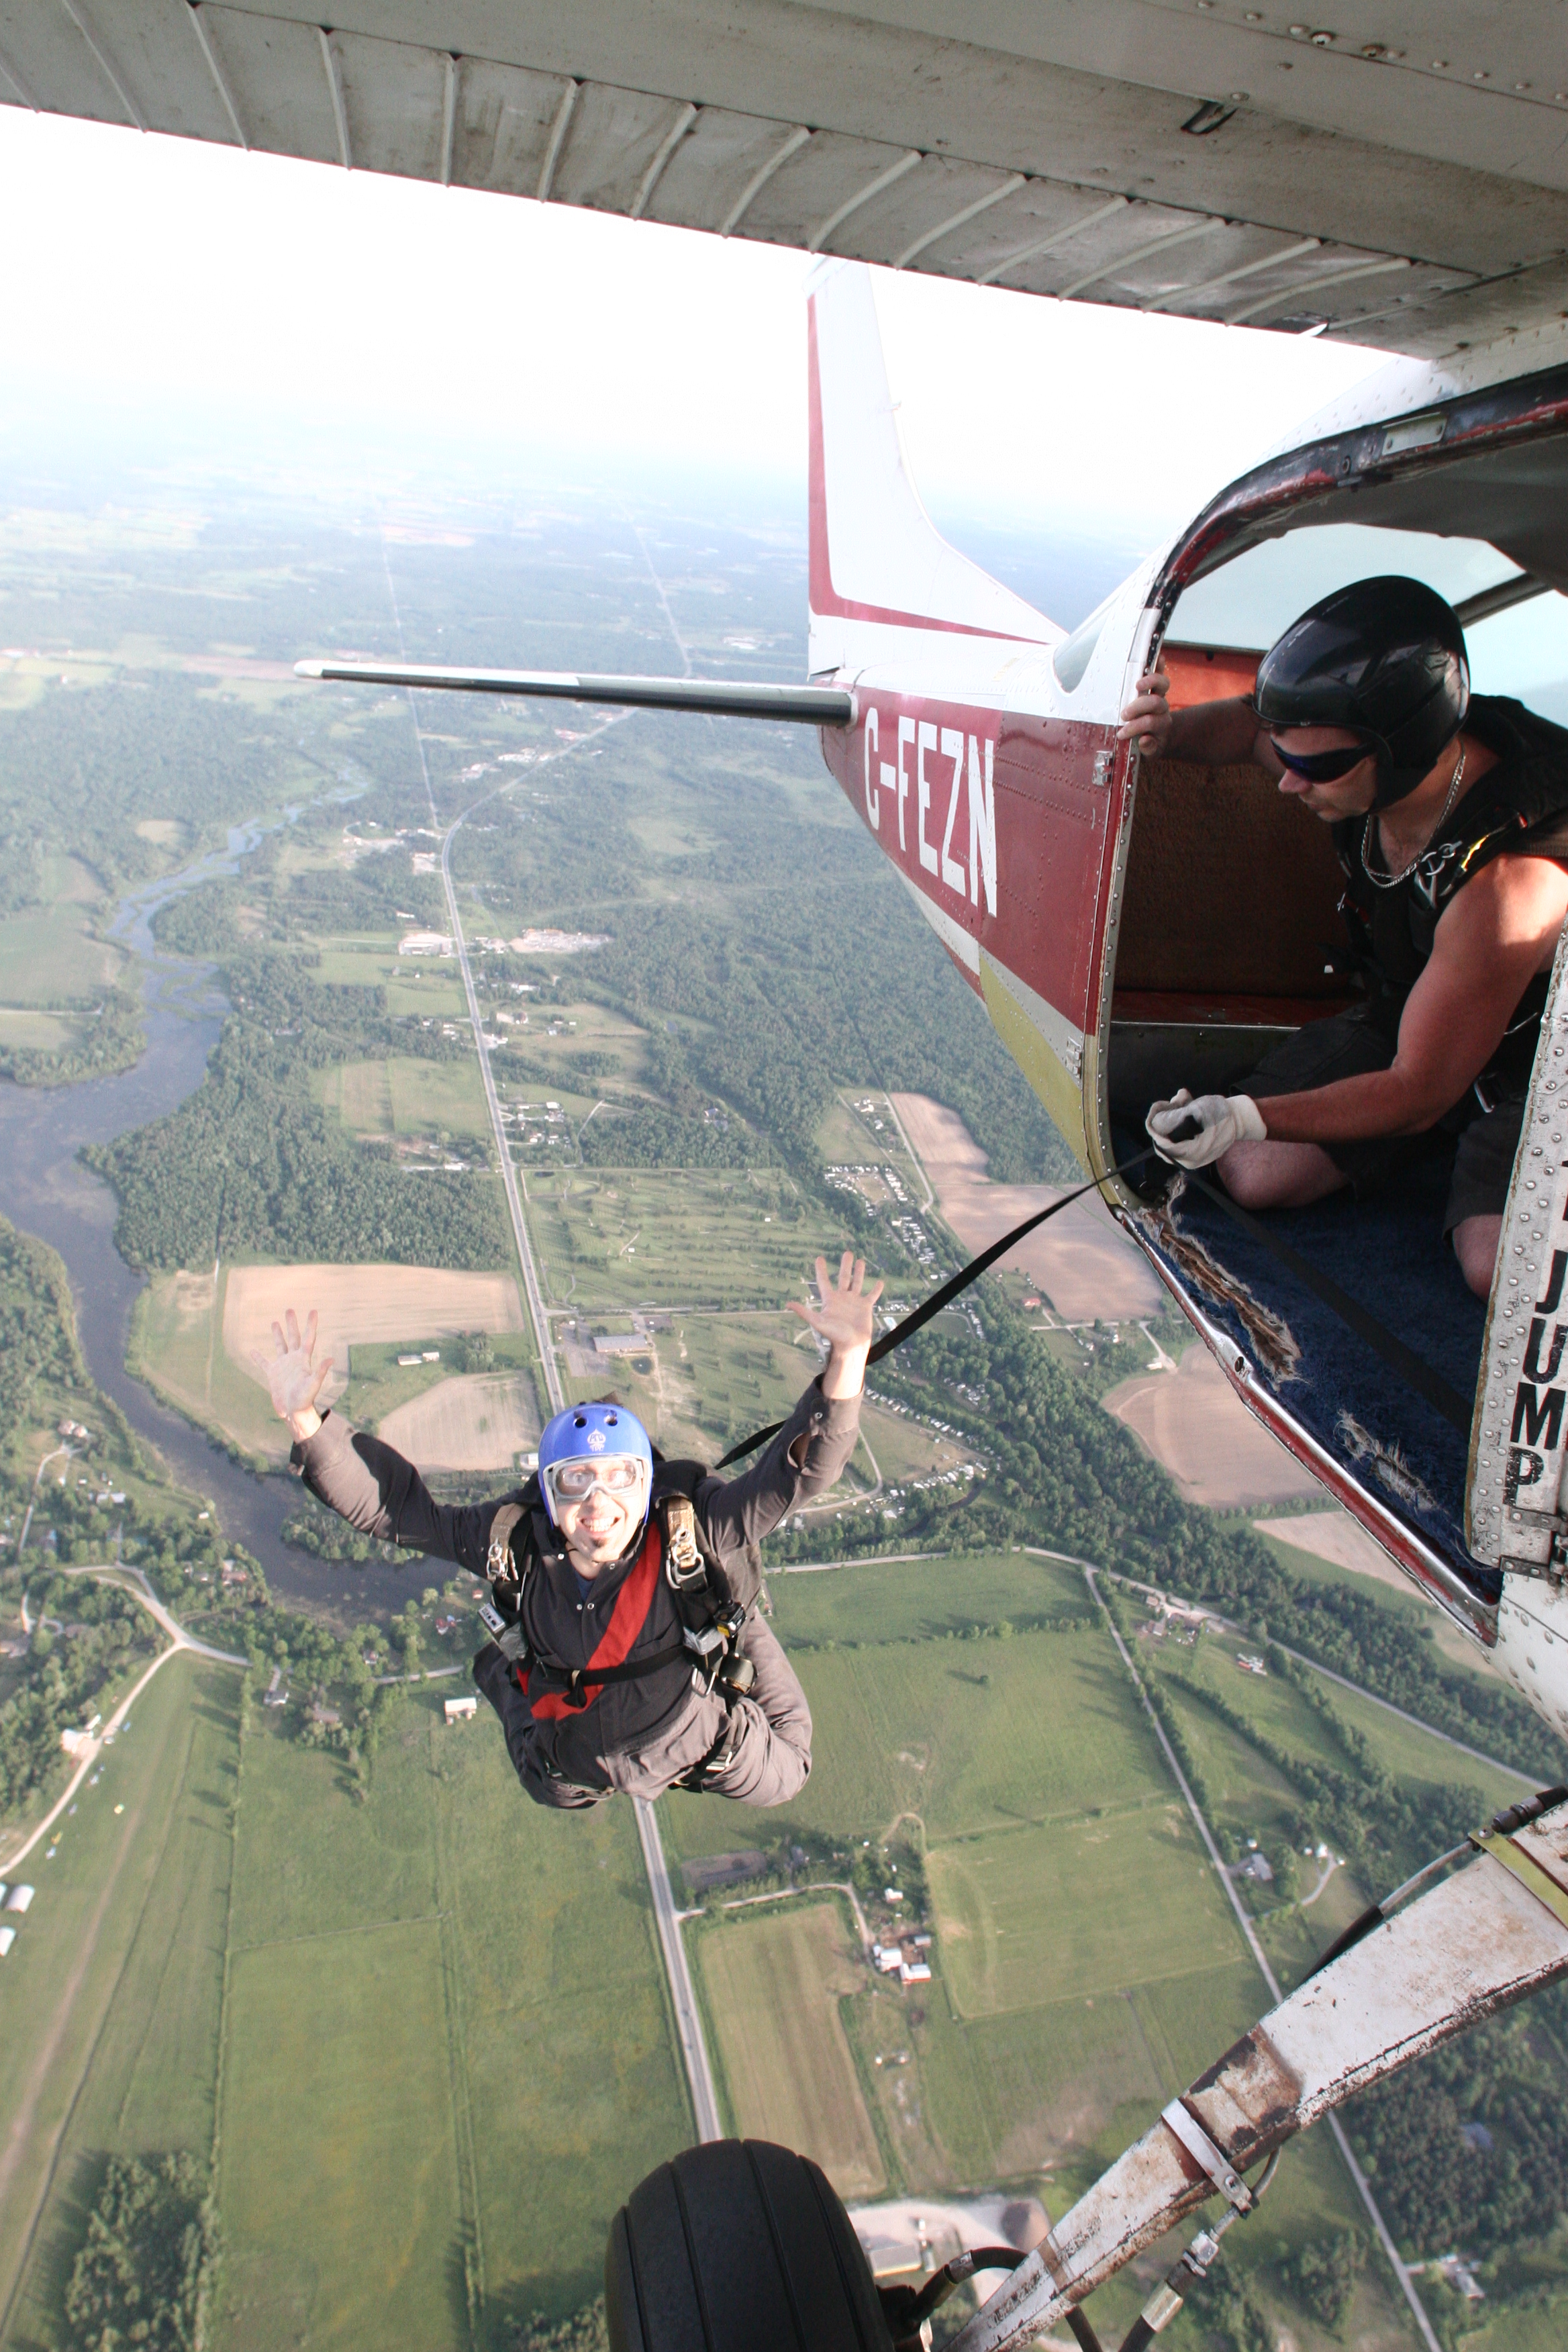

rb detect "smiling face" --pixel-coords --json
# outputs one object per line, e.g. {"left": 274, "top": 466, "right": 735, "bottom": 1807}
{"left": 1268, "top": 724, "right": 1381, "bottom": 822}
{"left": 548, "top": 1459, "right": 649, "bottom": 1574}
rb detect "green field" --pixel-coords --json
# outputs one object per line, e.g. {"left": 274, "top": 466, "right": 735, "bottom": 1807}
{"left": 699, "top": 1901, "right": 884, "bottom": 2199}
{"left": 526, "top": 1168, "right": 844, "bottom": 1314}
{"left": 0, "top": 1655, "right": 238, "bottom": 2349}
{"left": 313, "top": 1055, "right": 491, "bottom": 1141}
{"left": 0, "top": 1667, "right": 691, "bottom": 2352}
{"left": 217, "top": 1687, "right": 689, "bottom": 2348}
{"left": 0, "top": 905, "right": 117, "bottom": 1008}
{"left": 667, "top": 1551, "right": 1427, "bottom": 2347}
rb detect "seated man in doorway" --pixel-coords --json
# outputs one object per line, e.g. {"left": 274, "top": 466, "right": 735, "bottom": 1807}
{"left": 1118, "top": 576, "right": 1568, "bottom": 1297}
{"left": 259, "top": 1252, "right": 879, "bottom": 1810}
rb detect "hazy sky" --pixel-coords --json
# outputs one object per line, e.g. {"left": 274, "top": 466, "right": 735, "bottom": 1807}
{"left": 0, "top": 105, "right": 1391, "bottom": 564}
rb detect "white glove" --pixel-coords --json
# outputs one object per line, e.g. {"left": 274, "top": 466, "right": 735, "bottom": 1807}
{"left": 1146, "top": 1089, "right": 1266, "bottom": 1168}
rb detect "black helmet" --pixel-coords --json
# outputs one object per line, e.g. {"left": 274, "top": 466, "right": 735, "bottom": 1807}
{"left": 1253, "top": 575, "right": 1469, "bottom": 808}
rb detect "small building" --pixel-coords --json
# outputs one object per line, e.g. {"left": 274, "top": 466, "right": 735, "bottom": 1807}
{"left": 6, "top": 1884, "right": 34, "bottom": 1914}
{"left": 873, "top": 1945, "right": 902, "bottom": 1974}
{"left": 1236, "top": 1654, "right": 1267, "bottom": 1676}
{"left": 397, "top": 1353, "right": 423, "bottom": 1367}
{"left": 444, "top": 1696, "right": 478, "bottom": 1723}
{"left": 899, "top": 1961, "right": 932, "bottom": 1985}
{"left": 1235, "top": 1853, "right": 1275, "bottom": 1884}
{"left": 0, "top": 1926, "right": 14, "bottom": 1957}
{"left": 912, "top": 1933, "right": 932, "bottom": 1949}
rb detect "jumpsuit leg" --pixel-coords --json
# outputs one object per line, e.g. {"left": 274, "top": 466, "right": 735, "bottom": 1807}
{"left": 698, "top": 1617, "right": 813, "bottom": 1806}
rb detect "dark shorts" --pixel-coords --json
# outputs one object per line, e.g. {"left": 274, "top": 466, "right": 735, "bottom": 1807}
{"left": 1248, "top": 1008, "right": 1524, "bottom": 1234}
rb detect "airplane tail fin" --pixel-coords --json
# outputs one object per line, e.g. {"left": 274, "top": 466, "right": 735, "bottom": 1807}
{"left": 805, "top": 260, "right": 1059, "bottom": 677}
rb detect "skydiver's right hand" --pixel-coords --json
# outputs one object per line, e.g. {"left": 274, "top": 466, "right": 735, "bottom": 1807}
{"left": 254, "top": 1306, "right": 334, "bottom": 1442}
{"left": 1117, "top": 670, "right": 1173, "bottom": 754}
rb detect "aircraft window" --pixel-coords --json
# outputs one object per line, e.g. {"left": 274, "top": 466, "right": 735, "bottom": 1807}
{"left": 1052, "top": 588, "right": 1116, "bottom": 693}
{"left": 1469, "top": 589, "right": 1568, "bottom": 727}
{"left": 1167, "top": 523, "right": 1521, "bottom": 652}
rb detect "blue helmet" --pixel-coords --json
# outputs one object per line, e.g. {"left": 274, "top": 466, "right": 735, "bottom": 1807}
{"left": 536, "top": 1400, "right": 654, "bottom": 1529}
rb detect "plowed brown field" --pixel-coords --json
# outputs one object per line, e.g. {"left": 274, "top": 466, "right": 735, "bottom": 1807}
{"left": 1104, "top": 1346, "right": 1320, "bottom": 1506}
{"left": 377, "top": 1373, "right": 539, "bottom": 1471}
{"left": 222, "top": 1264, "right": 524, "bottom": 1409}
{"left": 889, "top": 1093, "right": 1160, "bottom": 1321}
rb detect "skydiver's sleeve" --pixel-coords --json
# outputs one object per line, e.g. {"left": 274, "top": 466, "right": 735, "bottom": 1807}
{"left": 289, "top": 1409, "right": 514, "bottom": 1577}
{"left": 695, "top": 1375, "right": 861, "bottom": 1571}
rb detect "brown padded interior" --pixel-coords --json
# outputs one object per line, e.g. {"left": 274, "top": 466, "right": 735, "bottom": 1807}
{"left": 1116, "top": 756, "right": 1348, "bottom": 998}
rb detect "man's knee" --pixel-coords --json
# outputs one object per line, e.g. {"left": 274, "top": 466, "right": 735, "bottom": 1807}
{"left": 1453, "top": 1214, "right": 1502, "bottom": 1300}
{"left": 1218, "top": 1138, "right": 1346, "bottom": 1212}
{"left": 703, "top": 1698, "right": 812, "bottom": 1807}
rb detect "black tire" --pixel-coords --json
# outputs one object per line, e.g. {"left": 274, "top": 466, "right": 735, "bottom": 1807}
{"left": 605, "top": 2138, "right": 895, "bottom": 2352}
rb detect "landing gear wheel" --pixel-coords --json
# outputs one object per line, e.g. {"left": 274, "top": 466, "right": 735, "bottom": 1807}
{"left": 605, "top": 2139, "right": 895, "bottom": 2352}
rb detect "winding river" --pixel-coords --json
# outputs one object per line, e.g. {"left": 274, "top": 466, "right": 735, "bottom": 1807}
{"left": 0, "top": 820, "right": 367, "bottom": 1612}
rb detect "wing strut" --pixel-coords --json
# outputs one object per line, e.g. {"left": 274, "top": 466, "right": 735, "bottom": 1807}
{"left": 950, "top": 1793, "right": 1568, "bottom": 2351}
{"left": 295, "top": 658, "right": 854, "bottom": 726}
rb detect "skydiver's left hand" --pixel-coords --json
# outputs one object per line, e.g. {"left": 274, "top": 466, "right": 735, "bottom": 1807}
{"left": 790, "top": 1251, "right": 883, "bottom": 1400}
{"left": 254, "top": 1306, "right": 334, "bottom": 1442}
{"left": 1146, "top": 1090, "right": 1267, "bottom": 1168}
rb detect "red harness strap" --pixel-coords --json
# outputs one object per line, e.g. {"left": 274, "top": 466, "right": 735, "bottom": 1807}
{"left": 526, "top": 1520, "right": 664, "bottom": 1720}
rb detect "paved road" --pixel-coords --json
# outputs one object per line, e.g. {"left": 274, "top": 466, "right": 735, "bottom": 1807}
{"left": 439, "top": 812, "right": 565, "bottom": 1414}
{"left": 383, "top": 584, "right": 725, "bottom": 2147}
{"left": 635, "top": 1796, "right": 723, "bottom": 2141}
{"left": 0, "top": 1565, "right": 246, "bottom": 1873}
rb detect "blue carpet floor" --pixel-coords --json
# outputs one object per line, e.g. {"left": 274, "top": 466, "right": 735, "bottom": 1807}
{"left": 1127, "top": 1134, "right": 1495, "bottom": 1598}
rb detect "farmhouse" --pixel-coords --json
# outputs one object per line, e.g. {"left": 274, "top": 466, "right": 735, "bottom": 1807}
{"left": 444, "top": 1696, "right": 478, "bottom": 1722}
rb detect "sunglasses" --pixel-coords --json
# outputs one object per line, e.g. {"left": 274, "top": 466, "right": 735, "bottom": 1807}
{"left": 1268, "top": 737, "right": 1375, "bottom": 783}
{"left": 544, "top": 1455, "right": 646, "bottom": 1504}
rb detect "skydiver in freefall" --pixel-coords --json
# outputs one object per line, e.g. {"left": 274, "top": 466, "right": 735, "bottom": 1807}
{"left": 1118, "top": 577, "right": 1568, "bottom": 1297}
{"left": 259, "top": 1252, "right": 881, "bottom": 1808}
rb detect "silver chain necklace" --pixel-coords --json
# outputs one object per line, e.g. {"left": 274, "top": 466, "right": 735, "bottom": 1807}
{"left": 1361, "top": 744, "right": 1467, "bottom": 890}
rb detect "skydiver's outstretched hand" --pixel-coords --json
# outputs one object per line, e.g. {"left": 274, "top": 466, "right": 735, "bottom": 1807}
{"left": 1117, "top": 669, "right": 1173, "bottom": 754}
{"left": 254, "top": 1307, "right": 334, "bottom": 1442}
{"left": 789, "top": 1251, "right": 883, "bottom": 1401}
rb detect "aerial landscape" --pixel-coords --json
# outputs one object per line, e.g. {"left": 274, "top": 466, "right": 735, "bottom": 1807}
{"left": 3, "top": 9, "right": 1568, "bottom": 2335}
{"left": 0, "top": 433, "right": 1563, "bottom": 2352}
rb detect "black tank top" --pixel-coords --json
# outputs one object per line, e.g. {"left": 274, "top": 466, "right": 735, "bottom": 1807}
{"left": 1333, "top": 695, "right": 1568, "bottom": 1085}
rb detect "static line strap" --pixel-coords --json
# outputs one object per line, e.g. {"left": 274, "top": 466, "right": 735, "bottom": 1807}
{"left": 713, "top": 1151, "right": 1159, "bottom": 1470}
{"left": 1472, "top": 1830, "right": 1568, "bottom": 1934}
{"left": 1159, "top": 2100, "right": 1252, "bottom": 2213}
{"left": 1183, "top": 1173, "right": 1473, "bottom": 1434}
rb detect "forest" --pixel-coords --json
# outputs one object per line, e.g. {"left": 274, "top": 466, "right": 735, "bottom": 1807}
{"left": 63, "top": 2151, "right": 221, "bottom": 2352}
{"left": 440, "top": 714, "right": 1077, "bottom": 1189}
{"left": 85, "top": 948, "right": 510, "bottom": 1271}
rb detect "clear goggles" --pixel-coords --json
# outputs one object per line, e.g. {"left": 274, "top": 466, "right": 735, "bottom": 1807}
{"left": 543, "top": 1454, "right": 648, "bottom": 1506}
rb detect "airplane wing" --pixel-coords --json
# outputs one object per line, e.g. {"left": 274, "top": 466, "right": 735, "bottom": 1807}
{"left": 5, "top": 3, "right": 1565, "bottom": 360}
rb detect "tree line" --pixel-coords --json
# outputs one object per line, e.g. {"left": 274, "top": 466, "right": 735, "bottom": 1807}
{"left": 86, "top": 949, "right": 511, "bottom": 1271}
